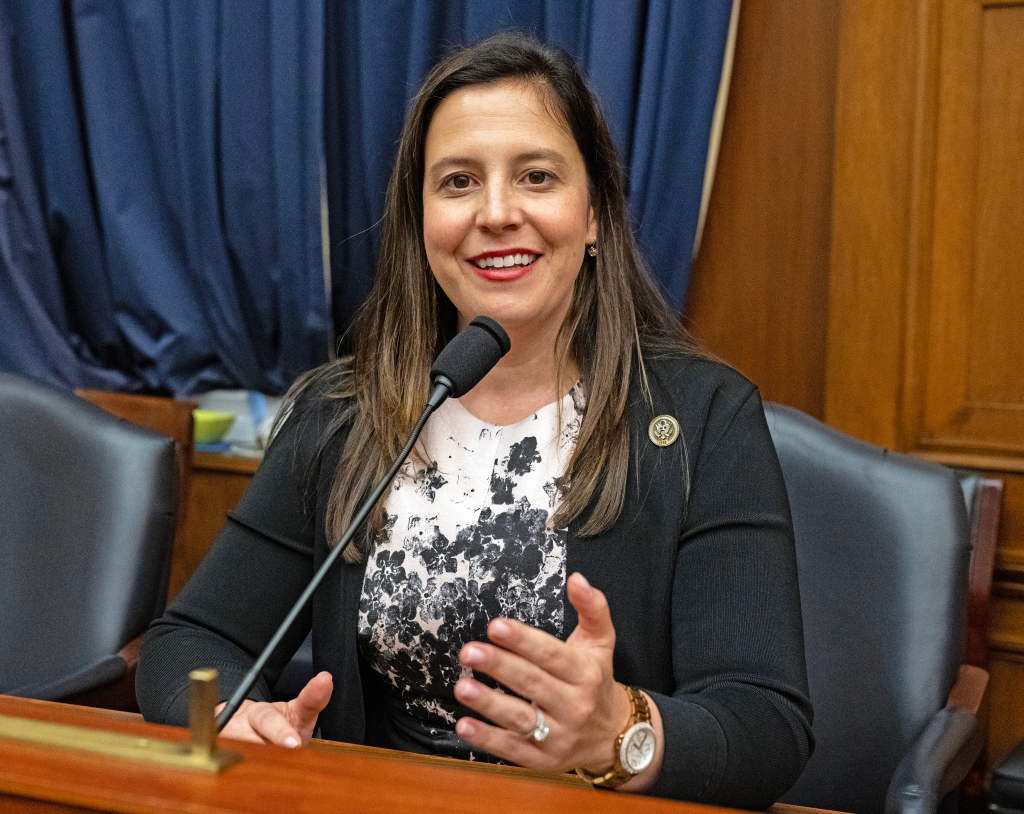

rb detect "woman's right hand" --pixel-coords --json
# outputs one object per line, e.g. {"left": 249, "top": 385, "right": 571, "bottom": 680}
{"left": 216, "top": 671, "right": 333, "bottom": 747}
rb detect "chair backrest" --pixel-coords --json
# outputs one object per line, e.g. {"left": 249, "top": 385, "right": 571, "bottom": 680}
{"left": 764, "top": 403, "right": 972, "bottom": 814}
{"left": 74, "top": 389, "right": 197, "bottom": 603}
{"left": 74, "top": 389, "right": 196, "bottom": 499}
{"left": 0, "top": 373, "right": 178, "bottom": 698}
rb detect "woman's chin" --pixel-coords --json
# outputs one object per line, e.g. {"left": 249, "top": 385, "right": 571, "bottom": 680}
{"left": 449, "top": 290, "right": 574, "bottom": 348}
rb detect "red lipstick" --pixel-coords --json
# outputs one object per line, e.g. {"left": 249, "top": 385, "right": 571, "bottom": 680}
{"left": 469, "top": 248, "right": 540, "bottom": 282}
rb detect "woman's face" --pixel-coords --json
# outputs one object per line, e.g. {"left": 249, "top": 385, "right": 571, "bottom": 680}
{"left": 422, "top": 80, "right": 597, "bottom": 345}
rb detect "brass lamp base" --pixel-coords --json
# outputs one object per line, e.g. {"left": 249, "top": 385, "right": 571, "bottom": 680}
{"left": 0, "top": 669, "right": 241, "bottom": 773}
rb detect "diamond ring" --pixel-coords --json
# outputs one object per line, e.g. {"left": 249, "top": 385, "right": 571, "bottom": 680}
{"left": 527, "top": 706, "right": 550, "bottom": 742}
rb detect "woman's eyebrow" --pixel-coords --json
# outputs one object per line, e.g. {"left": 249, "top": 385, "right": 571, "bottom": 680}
{"left": 514, "top": 148, "right": 569, "bottom": 168}
{"left": 427, "top": 156, "right": 480, "bottom": 177}
{"left": 427, "top": 149, "right": 570, "bottom": 178}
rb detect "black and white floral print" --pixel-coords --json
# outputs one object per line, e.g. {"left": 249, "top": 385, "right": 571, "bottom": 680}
{"left": 357, "top": 386, "right": 585, "bottom": 736}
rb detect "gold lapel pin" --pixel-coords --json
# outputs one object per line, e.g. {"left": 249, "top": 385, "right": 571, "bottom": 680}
{"left": 648, "top": 415, "right": 680, "bottom": 447}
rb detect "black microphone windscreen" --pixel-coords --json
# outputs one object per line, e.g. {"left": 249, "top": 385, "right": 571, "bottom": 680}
{"left": 430, "top": 316, "right": 511, "bottom": 397}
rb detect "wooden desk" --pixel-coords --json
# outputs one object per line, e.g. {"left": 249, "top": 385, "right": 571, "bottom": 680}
{"left": 0, "top": 696, "right": 705, "bottom": 813}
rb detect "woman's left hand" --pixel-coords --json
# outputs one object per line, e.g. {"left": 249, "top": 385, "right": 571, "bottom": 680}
{"left": 454, "top": 572, "right": 663, "bottom": 789}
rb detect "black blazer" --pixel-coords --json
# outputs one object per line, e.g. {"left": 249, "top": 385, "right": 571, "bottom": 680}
{"left": 138, "top": 353, "right": 812, "bottom": 808}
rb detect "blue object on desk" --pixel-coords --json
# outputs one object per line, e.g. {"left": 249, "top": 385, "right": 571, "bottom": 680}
{"left": 248, "top": 391, "right": 267, "bottom": 428}
{"left": 194, "top": 442, "right": 232, "bottom": 453}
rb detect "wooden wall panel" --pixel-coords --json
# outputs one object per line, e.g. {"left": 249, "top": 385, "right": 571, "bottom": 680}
{"left": 685, "top": 0, "right": 841, "bottom": 417}
{"left": 919, "top": 2, "right": 1024, "bottom": 459}
{"left": 971, "top": 8, "right": 1024, "bottom": 408}
{"left": 824, "top": 1, "right": 940, "bottom": 449}
{"left": 988, "top": 655, "right": 1024, "bottom": 764}
{"left": 825, "top": 0, "right": 1024, "bottom": 773}
{"left": 994, "top": 474, "right": 1024, "bottom": 574}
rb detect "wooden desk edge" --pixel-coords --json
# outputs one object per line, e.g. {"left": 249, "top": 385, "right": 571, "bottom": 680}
{"left": 0, "top": 697, "right": 766, "bottom": 814}
{"left": 306, "top": 737, "right": 588, "bottom": 787}
{"left": 0, "top": 700, "right": 581, "bottom": 788}
{"left": 192, "top": 451, "right": 261, "bottom": 475}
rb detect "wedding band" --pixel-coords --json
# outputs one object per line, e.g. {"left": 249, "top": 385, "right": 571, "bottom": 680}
{"left": 527, "top": 706, "right": 550, "bottom": 742}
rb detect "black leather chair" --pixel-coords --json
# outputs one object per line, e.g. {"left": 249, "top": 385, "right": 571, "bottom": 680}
{"left": 765, "top": 403, "right": 986, "bottom": 814}
{"left": 990, "top": 741, "right": 1024, "bottom": 813}
{"left": 0, "top": 373, "right": 178, "bottom": 706}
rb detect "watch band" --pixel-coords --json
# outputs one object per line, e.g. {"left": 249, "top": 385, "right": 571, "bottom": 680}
{"left": 575, "top": 685, "right": 652, "bottom": 790}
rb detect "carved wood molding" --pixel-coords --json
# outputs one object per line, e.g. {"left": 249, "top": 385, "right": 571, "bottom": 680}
{"left": 915, "top": 450, "right": 1024, "bottom": 475}
{"left": 996, "top": 549, "right": 1024, "bottom": 588}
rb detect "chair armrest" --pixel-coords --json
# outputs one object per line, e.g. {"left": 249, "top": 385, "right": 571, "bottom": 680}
{"left": 946, "top": 664, "right": 988, "bottom": 715}
{"left": 884, "top": 666, "right": 989, "bottom": 814}
{"left": 7, "top": 635, "right": 145, "bottom": 712}
{"left": 7, "top": 653, "right": 127, "bottom": 701}
{"left": 62, "top": 635, "right": 144, "bottom": 711}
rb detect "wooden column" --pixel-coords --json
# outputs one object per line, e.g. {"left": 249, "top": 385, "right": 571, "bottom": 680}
{"left": 686, "top": 0, "right": 842, "bottom": 418}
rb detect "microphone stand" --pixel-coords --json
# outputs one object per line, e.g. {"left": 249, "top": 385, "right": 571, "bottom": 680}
{"left": 214, "top": 376, "right": 454, "bottom": 731}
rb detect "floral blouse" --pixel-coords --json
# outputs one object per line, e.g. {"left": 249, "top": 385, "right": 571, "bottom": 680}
{"left": 356, "top": 386, "right": 585, "bottom": 758}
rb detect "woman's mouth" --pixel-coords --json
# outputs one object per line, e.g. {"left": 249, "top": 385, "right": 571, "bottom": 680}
{"left": 470, "top": 251, "right": 539, "bottom": 281}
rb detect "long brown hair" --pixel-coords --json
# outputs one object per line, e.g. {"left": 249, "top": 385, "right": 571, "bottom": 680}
{"left": 286, "top": 32, "right": 694, "bottom": 562}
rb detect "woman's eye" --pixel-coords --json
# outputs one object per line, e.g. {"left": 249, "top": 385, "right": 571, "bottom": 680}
{"left": 446, "top": 174, "right": 471, "bottom": 190}
{"left": 527, "top": 171, "right": 549, "bottom": 185}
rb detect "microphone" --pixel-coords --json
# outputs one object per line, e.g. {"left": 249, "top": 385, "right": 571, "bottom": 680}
{"left": 215, "top": 316, "right": 510, "bottom": 731}
{"left": 430, "top": 315, "right": 511, "bottom": 398}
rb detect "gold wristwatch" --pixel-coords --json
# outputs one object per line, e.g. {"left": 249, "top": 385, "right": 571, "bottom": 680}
{"left": 576, "top": 685, "right": 656, "bottom": 789}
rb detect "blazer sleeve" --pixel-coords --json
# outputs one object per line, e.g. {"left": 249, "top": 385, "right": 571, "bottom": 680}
{"left": 136, "top": 399, "right": 333, "bottom": 727}
{"left": 646, "top": 386, "right": 814, "bottom": 808}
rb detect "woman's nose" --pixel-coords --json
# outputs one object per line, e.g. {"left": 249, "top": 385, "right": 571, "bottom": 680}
{"left": 476, "top": 184, "right": 523, "bottom": 232}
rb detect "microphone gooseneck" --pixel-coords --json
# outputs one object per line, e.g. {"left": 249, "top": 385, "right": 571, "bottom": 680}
{"left": 215, "top": 316, "right": 510, "bottom": 732}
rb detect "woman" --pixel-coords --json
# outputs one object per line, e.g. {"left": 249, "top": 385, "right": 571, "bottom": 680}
{"left": 138, "top": 33, "right": 812, "bottom": 807}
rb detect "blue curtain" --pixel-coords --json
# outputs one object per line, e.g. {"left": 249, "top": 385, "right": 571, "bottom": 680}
{"left": 1, "top": 1, "right": 728, "bottom": 392}
{"left": 324, "top": 0, "right": 734, "bottom": 334}
{"left": 0, "top": 0, "right": 328, "bottom": 395}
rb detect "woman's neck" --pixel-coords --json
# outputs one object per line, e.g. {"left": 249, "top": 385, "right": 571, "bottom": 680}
{"left": 455, "top": 324, "right": 577, "bottom": 426}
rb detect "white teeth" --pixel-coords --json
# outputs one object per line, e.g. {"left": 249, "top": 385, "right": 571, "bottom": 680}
{"left": 474, "top": 253, "right": 537, "bottom": 269}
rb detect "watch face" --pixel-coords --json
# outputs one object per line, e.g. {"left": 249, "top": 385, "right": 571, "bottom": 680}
{"left": 620, "top": 722, "right": 656, "bottom": 773}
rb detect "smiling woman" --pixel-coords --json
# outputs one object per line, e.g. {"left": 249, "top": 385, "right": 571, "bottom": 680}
{"left": 137, "top": 32, "right": 813, "bottom": 809}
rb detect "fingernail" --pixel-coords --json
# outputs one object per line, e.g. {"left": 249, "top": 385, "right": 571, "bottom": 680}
{"left": 490, "top": 619, "right": 511, "bottom": 641}
{"left": 456, "top": 718, "right": 477, "bottom": 738}
{"left": 284, "top": 736, "right": 300, "bottom": 749}
{"left": 576, "top": 573, "right": 592, "bottom": 592}
{"left": 462, "top": 644, "right": 484, "bottom": 666}
{"left": 456, "top": 680, "right": 479, "bottom": 701}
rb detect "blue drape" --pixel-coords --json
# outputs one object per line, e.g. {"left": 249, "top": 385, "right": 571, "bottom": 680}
{"left": 324, "top": 1, "right": 734, "bottom": 333}
{"left": 0, "top": 0, "right": 328, "bottom": 395}
{"left": 1, "top": 1, "right": 728, "bottom": 392}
